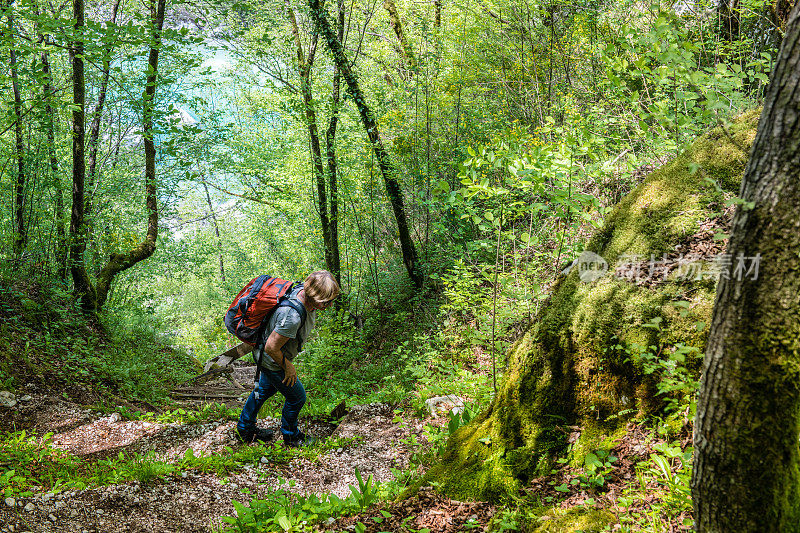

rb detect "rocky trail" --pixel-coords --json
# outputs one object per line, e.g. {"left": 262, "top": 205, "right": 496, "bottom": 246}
{"left": 0, "top": 362, "right": 487, "bottom": 533}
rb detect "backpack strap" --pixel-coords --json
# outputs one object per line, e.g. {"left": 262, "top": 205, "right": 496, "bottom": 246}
{"left": 277, "top": 299, "right": 307, "bottom": 351}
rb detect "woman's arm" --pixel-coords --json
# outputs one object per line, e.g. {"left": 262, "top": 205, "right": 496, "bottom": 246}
{"left": 263, "top": 330, "right": 298, "bottom": 386}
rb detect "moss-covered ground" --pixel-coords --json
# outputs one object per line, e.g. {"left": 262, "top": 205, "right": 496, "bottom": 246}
{"left": 427, "top": 110, "right": 760, "bottom": 504}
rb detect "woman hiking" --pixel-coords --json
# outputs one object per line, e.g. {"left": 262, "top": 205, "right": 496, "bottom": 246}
{"left": 235, "top": 270, "right": 340, "bottom": 446}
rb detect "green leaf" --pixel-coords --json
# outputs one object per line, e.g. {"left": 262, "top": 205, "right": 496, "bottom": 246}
{"left": 277, "top": 515, "right": 291, "bottom": 531}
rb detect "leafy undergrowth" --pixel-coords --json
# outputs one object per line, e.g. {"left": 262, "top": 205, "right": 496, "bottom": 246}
{"left": 212, "top": 415, "right": 694, "bottom": 533}
{"left": 0, "top": 278, "right": 198, "bottom": 408}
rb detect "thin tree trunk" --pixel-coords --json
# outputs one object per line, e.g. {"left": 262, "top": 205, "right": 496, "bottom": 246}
{"left": 6, "top": 4, "right": 26, "bottom": 257}
{"left": 41, "top": 44, "right": 66, "bottom": 280}
{"left": 86, "top": 0, "right": 121, "bottom": 210}
{"left": 202, "top": 183, "right": 225, "bottom": 282}
{"left": 94, "top": 0, "right": 166, "bottom": 310}
{"left": 309, "top": 0, "right": 423, "bottom": 288}
{"left": 718, "top": 0, "right": 741, "bottom": 43}
{"left": 69, "top": 0, "right": 96, "bottom": 308}
{"left": 692, "top": 4, "right": 800, "bottom": 530}
{"left": 287, "top": 2, "right": 337, "bottom": 279}
{"left": 325, "top": 0, "right": 345, "bottom": 287}
{"left": 383, "top": 0, "right": 416, "bottom": 73}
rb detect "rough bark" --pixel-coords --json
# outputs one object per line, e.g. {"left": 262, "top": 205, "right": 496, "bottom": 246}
{"left": 692, "top": 4, "right": 800, "bottom": 531}
{"left": 309, "top": 0, "right": 423, "bottom": 288}
{"left": 94, "top": 0, "right": 166, "bottom": 310}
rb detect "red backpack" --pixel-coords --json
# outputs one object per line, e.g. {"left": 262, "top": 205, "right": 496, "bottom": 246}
{"left": 224, "top": 275, "right": 306, "bottom": 346}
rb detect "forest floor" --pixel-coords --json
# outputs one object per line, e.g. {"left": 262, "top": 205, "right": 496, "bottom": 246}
{"left": 0, "top": 362, "right": 495, "bottom": 533}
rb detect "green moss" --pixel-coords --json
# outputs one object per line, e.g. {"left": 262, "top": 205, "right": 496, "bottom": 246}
{"left": 531, "top": 508, "right": 617, "bottom": 532}
{"left": 429, "top": 111, "right": 759, "bottom": 501}
{"left": 568, "top": 422, "right": 629, "bottom": 469}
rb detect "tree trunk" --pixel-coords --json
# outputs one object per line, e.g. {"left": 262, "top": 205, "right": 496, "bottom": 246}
{"left": 692, "top": 4, "right": 800, "bottom": 531}
{"left": 383, "top": 0, "right": 416, "bottom": 74}
{"left": 94, "top": 0, "right": 165, "bottom": 310}
{"left": 6, "top": 4, "right": 26, "bottom": 257}
{"left": 71, "top": 0, "right": 165, "bottom": 312}
{"left": 309, "top": 0, "right": 423, "bottom": 288}
{"left": 286, "top": 2, "right": 337, "bottom": 278}
{"left": 69, "top": 0, "right": 97, "bottom": 308}
{"left": 41, "top": 44, "right": 67, "bottom": 280}
{"left": 86, "top": 0, "right": 121, "bottom": 214}
{"left": 718, "top": 0, "right": 741, "bottom": 43}
{"left": 325, "top": 0, "right": 345, "bottom": 287}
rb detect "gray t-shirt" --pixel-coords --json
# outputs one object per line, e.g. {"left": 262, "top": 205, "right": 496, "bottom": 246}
{"left": 256, "top": 286, "right": 316, "bottom": 371}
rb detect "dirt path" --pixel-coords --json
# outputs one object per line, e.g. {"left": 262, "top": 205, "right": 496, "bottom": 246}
{"left": 0, "top": 366, "right": 431, "bottom": 533}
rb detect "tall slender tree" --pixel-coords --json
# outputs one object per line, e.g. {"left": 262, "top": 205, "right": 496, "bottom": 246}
{"left": 692, "top": 3, "right": 800, "bottom": 530}
{"left": 2, "top": 0, "right": 27, "bottom": 257}
{"left": 309, "top": 0, "right": 423, "bottom": 288}
{"left": 70, "top": 0, "right": 166, "bottom": 312}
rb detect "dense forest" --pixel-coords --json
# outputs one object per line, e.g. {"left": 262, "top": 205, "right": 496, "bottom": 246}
{"left": 0, "top": 0, "right": 798, "bottom": 530}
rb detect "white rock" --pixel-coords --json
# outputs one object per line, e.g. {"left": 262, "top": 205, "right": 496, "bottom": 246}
{"left": 42, "top": 493, "right": 52, "bottom": 502}
{"left": 96, "top": 509, "right": 103, "bottom": 515}
{"left": 260, "top": 457, "right": 269, "bottom": 464}
{"left": 49, "top": 514, "right": 57, "bottom": 521}
{"left": 19, "top": 395, "right": 32, "bottom": 402}
{"left": 424, "top": 395, "right": 465, "bottom": 417}
{"left": 0, "top": 391, "right": 17, "bottom": 408}
{"left": 5, "top": 497, "right": 15, "bottom": 507}
{"left": 23, "top": 502, "right": 35, "bottom": 512}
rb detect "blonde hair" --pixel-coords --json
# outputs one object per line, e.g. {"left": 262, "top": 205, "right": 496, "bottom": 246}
{"left": 304, "top": 270, "right": 340, "bottom": 304}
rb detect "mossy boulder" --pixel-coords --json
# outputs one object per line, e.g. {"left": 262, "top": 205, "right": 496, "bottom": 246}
{"left": 428, "top": 110, "right": 760, "bottom": 501}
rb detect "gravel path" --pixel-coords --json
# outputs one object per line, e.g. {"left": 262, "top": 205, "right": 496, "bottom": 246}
{"left": 0, "top": 373, "right": 430, "bottom": 533}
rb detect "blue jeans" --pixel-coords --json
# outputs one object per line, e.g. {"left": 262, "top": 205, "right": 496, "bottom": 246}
{"left": 236, "top": 367, "right": 306, "bottom": 439}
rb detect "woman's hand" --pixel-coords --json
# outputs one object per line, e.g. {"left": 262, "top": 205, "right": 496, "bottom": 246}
{"left": 283, "top": 360, "right": 297, "bottom": 387}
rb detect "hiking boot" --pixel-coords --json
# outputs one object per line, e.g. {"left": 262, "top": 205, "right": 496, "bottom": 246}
{"left": 253, "top": 427, "right": 275, "bottom": 442}
{"left": 235, "top": 427, "right": 275, "bottom": 444}
{"left": 283, "top": 430, "right": 314, "bottom": 448}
